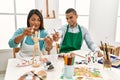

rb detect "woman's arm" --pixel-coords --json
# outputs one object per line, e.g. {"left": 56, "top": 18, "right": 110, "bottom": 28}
{"left": 14, "top": 27, "right": 33, "bottom": 44}
{"left": 8, "top": 27, "right": 33, "bottom": 48}
{"left": 8, "top": 28, "right": 24, "bottom": 48}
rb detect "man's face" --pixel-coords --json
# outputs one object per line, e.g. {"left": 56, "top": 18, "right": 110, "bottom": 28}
{"left": 66, "top": 12, "right": 78, "bottom": 27}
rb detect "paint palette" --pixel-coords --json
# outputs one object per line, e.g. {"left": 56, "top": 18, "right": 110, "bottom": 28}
{"left": 74, "top": 66, "right": 103, "bottom": 80}
{"left": 16, "top": 58, "right": 32, "bottom": 67}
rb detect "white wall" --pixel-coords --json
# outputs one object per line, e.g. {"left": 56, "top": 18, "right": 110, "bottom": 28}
{"left": 89, "top": 0, "right": 119, "bottom": 45}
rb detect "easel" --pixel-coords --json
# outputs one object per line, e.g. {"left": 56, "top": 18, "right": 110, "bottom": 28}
{"left": 40, "top": 0, "right": 56, "bottom": 19}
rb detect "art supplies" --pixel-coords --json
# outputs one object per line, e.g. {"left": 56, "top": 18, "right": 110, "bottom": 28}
{"left": 98, "top": 55, "right": 120, "bottom": 68}
{"left": 74, "top": 66, "right": 102, "bottom": 79}
{"left": 18, "top": 70, "right": 47, "bottom": 80}
{"left": 63, "top": 53, "right": 75, "bottom": 65}
{"left": 62, "top": 53, "right": 75, "bottom": 79}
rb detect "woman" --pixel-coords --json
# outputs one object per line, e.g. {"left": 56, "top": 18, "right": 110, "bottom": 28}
{"left": 8, "top": 9, "right": 53, "bottom": 57}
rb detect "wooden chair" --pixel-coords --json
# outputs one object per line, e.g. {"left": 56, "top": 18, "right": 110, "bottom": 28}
{"left": 13, "top": 48, "right": 20, "bottom": 58}
{"left": 13, "top": 43, "right": 60, "bottom": 58}
{"left": 56, "top": 43, "right": 60, "bottom": 54}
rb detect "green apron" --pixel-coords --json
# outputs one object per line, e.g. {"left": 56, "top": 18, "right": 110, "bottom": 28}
{"left": 59, "top": 25, "right": 83, "bottom": 53}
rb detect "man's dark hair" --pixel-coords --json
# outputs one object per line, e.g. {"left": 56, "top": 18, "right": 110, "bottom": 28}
{"left": 65, "top": 8, "right": 77, "bottom": 15}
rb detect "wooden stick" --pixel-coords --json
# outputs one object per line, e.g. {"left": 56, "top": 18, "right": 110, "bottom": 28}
{"left": 53, "top": 29, "right": 56, "bottom": 33}
{"left": 73, "top": 53, "right": 86, "bottom": 58}
{"left": 32, "top": 51, "right": 35, "bottom": 64}
{"left": 100, "top": 41, "right": 104, "bottom": 51}
{"left": 31, "top": 71, "right": 43, "bottom": 80}
{"left": 52, "top": 10, "right": 55, "bottom": 18}
{"left": 53, "top": 29, "right": 59, "bottom": 53}
{"left": 56, "top": 43, "right": 59, "bottom": 54}
{"left": 46, "top": 0, "right": 49, "bottom": 18}
{"left": 105, "top": 43, "right": 109, "bottom": 60}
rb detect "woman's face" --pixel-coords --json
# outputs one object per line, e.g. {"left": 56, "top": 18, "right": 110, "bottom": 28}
{"left": 29, "top": 14, "right": 40, "bottom": 31}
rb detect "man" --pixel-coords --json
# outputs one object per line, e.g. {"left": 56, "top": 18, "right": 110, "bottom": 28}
{"left": 53, "top": 8, "right": 102, "bottom": 57}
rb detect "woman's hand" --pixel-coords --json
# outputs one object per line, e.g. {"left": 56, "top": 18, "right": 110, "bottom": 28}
{"left": 44, "top": 36, "right": 53, "bottom": 51}
{"left": 22, "top": 27, "right": 34, "bottom": 37}
{"left": 14, "top": 27, "right": 34, "bottom": 44}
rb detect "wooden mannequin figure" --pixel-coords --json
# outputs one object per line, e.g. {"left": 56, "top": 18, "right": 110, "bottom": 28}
{"left": 32, "top": 31, "right": 42, "bottom": 68}
{"left": 33, "top": 31, "right": 39, "bottom": 52}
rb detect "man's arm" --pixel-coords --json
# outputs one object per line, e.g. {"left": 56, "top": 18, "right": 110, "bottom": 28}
{"left": 81, "top": 26, "right": 103, "bottom": 57}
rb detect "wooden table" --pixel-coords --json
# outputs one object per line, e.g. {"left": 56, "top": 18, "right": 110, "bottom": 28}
{"left": 4, "top": 50, "right": 120, "bottom": 80}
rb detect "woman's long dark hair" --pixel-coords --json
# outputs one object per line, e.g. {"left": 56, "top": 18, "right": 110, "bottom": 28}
{"left": 27, "top": 9, "right": 44, "bottom": 30}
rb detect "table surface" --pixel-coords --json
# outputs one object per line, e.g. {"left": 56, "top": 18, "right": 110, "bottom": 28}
{"left": 4, "top": 50, "right": 120, "bottom": 80}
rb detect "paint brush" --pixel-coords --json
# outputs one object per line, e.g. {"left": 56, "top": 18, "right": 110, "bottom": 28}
{"left": 100, "top": 41, "right": 104, "bottom": 51}
{"left": 73, "top": 53, "right": 86, "bottom": 58}
{"left": 31, "top": 71, "right": 43, "bottom": 80}
{"left": 54, "top": 29, "right": 56, "bottom": 33}
{"left": 105, "top": 43, "right": 109, "bottom": 60}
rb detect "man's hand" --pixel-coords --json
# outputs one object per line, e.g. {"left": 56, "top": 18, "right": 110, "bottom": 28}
{"left": 52, "top": 32, "right": 60, "bottom": 41}
{"left": 98, "top": 51, "right": 103, "bottom": 57}
{"left": 44, "top": 36, "right": 53, "bottom": 51}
